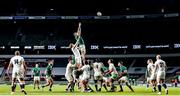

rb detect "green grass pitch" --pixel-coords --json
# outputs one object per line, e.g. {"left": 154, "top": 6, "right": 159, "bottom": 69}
{"left": 0, "top": 84, "right": 180, "bottom": 96}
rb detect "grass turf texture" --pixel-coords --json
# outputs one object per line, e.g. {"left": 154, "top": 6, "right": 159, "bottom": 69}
{"left": 0, "top": 84, "right": 179, "bottom": 96}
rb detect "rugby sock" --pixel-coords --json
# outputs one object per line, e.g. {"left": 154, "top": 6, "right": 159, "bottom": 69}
{"left": 20, "top": 83, "right": 27, "bottom": 95}
{"left": 50, "top": 83, "right": 53, "bottom": 89}
{"left": 157, "top": 84, "right": 162, "bottom": 92}
{"left": 146, "top": 83, "right": 149, "bottom": 88}
{"left": 99, "top": 80, "right": 103, "bottom": 91}
{"left": 153, "top": 86, "right": 157, "bottom": 92}
{"left": 111, "top": 84, "right": 115, "bottom": 90}
{"left": 66, "top": 83, "right": 71, "bottom": 90}
{"left": 126, "top": 82, "right": 134, "bottom": 92}
{"left": 94, "top": 80, "right": 98, "bottom": 91}
{"left": 11, "top": 84, "right": 16, "bottom": 92}
{"left": 175, "top": 83, "right": 177, "bottom": 87}
{"left": 103, "top": 84, "right": 108, "bottom": 91}
{"left": 162, "top": 83, "right": 167, "bottom": 89}
{"left": 118, "top": 82, "right": 123, "bottom": 91}
{"left": 71, "top": 82, "right": 75, "bottom": 91}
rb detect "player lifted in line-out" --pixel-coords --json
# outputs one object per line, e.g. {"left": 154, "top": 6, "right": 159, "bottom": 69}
{"left": 147, "top": 59, "right": 157, "bottom": 92}
{"left": 69, "top": 43, "right": 82, "bottom": 69}
{"left": 154, "top": 55, "right": 168, "bottom": 95}
{"left": 105, "top": 59, "right": 118, "bottom": 92}
{"left": 32, "top": 63, "right": 41, "bottom": 89}
{"left": 117, "top": 61, "right": 134, "bottom": 92}
{"left": 93, "top": 58, "right": 103, "bottom": 92}
{"left": 65, "top": 56, "right": 76, "bottom": 92}
{"left": 69, "top": 43, "right": 83, "bottom": 89}
{"left": 74, "top": 22, "right": 86, "bottom": 65}
{"left": 7, "top": 51, "right": 27, "bottom": 95}
{"left": 42, "top": 59, "right": 54, "bottom": 92}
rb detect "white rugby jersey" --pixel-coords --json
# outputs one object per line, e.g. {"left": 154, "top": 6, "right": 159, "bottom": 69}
{"left": 155, "top": 59, "right": 166, "bottom": 72}
{"left": 71, "top": 47, "right": 81, "bottom": 58}
{"left": 10, "top": 55, "right": 24, "bottom": 72}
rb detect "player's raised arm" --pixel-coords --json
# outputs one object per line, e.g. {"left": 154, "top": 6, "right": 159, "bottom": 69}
{"left": 77, "top": 22, "right": 81, "bottom": 36}
{"left": 74, "top": 22, "right": 81, "bottom": 46}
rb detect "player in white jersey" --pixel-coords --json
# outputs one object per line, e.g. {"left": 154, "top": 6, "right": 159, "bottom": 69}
{"left": 65, "top": 56, "right": 76, "bottom": 92}
{"left": 147, "top": 59, "right": 157, "bottom": 92}
{"left": 78, "top": 61, "right": 91, "bottom": 92}
{"left": 105, "top": 59, "right": 118, "bottom": 92}
{"left": 7, "top": 51, "right": 27, "bottom": 95}
{"left": 154, "top": 55, "right": 168, "bottom": 95}
{"left": 69, "top": 43, "right": 82, "bottom": 68}
{"left": 69, "top": 43, "right": 83, "bottom": 90}
{"left": 93, "top": 58, "right": 103, "bottom": 92}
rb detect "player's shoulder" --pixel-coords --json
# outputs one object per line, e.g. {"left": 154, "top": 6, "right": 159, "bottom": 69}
{"left": 161, "top": 59, "right": 166, "bottom": 63}
{"left": 93, "top": 62, "right": 97, "bottom": 65}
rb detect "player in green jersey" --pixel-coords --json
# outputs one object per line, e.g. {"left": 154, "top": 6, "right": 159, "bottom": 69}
{"left": 117, "top": 61, "right": 134, "bottom": 92}
{"left": 74, "top": 22, "right": 86, "bottom": 65}
{"left": 32, "top": 64, "right": 41, "bottom": 89}
{"left": 100, "top": 63, "right": 110, "bottom": 92}
{"left": 105, "top": 59, "right": 118, "bottom": 92}
{"left": 42, "top": 59, "right": 54, "bottom": 92}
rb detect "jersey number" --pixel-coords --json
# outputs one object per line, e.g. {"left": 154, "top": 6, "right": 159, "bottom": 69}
{"left": 159, "top": 62, "right": 164, "bottom": 67}
{"left": 14, "top": 59, "right": 19, "bottom": 65}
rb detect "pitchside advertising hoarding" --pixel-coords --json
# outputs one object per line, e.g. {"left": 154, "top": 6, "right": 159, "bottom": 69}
{"left": 0, "top": 43, "right": 179, "bottom": 51}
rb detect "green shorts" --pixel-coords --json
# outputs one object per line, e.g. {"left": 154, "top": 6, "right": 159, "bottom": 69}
{"left": 111, "top": 73, "right": 118, "bottom": 79}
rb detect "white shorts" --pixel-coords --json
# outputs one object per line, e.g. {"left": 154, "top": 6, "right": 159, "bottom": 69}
{"left": 12, "top": 70, "right": 24, "bottom": 79}
{"left": 65, "top": 74, "right": 73, "bottom": 82}
{"left": 34, "top": 76, "right": 40, "bottom": 81}
{"left": 79, "top": 45, "right": 86, "bottom": 53}
{"left": 81, "top": 75, "right": 90, "bottom": 81}
{"left": 75, "top": 57, "right": 82, "bottom": 64}
{"left": 103, "top": 77, "right": 109, "bottom": 82}
{"left": 147, "top": 77, "right": 150, "bottom": 83}
{"left": 157, "top": 71, "right": 166, "bottom": 80}
{"left": 150, "top": 73, "right": 157, "bottom": 80}
{"left": 119, "top": 76, "right": 128, "bottom": 82}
